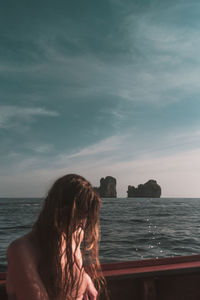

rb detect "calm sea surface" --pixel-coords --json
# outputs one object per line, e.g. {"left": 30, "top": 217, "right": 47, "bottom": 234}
{"left": 1, "top": 197, "right": 200, "bottom": 272}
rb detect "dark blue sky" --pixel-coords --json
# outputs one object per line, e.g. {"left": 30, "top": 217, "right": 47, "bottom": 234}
{"left": 1, "top": 0, "right": 200, "bottom": 197}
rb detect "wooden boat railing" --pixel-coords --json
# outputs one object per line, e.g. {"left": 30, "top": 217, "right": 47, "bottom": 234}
{"left": 1, "top": 254, "right": 200, "bottom": 299}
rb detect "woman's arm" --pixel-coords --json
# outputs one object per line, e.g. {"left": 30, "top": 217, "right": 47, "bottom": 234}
{"left": 6, "top": 239, "right": 49, "bottom": 300}
{"left": 83, "top": 273, "right": 98, "bottom": 300}
{"left": 72, "top": 228, "right": 98, "bottom": 300}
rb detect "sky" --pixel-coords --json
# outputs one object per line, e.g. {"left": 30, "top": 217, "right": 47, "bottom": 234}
{"left": 1, "top": 0, "right": 200, "bottom": 197}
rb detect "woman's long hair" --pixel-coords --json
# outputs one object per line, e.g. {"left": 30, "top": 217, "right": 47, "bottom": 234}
{"left": 32, "top": 174, "right": 108, "bottom": 300}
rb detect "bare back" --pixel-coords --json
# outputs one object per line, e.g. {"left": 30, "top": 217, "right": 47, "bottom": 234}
{"left": 6, "top": 231, "right": 89, "bottom": 300}
{"left": 6, "top": 232, "right": 47, "bottom": 300}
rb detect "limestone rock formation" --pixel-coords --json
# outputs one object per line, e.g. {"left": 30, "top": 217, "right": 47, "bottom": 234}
{"left": 94, "top": 176, "right": 117, "bottom": 198}
{"left": 127, "top": 180, "right": 161, "bottom": 198}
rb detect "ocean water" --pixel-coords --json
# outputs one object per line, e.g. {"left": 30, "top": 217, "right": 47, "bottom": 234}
{"left": 1, "top": 197, "right": 200, "bottom": 272}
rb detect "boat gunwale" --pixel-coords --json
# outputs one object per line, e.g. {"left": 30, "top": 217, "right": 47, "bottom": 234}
{"left": 101, "top": 254, "right": 200, "bottom": 278}
{"left": 1, "top": 254, "right": 200, "bottom": 282}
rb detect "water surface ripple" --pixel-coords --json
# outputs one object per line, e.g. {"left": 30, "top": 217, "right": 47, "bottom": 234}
{"left": 1, "top": 197, "right": 200, "bottom": 271}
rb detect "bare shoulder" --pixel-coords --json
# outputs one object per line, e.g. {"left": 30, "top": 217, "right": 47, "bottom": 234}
{"left": 7, "top": 236, "right": 28, "bottom": 256}
{"left": 7, "top": 233, "right": 40, "bottom": 265}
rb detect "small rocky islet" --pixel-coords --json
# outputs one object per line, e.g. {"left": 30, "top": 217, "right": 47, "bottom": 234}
{"left": 127, "top": 179, "right": 161, "bottom": 198}
{"left": 94, "top": 176, "right": 161, "bottom": 198}
{"left": 94, "top": 176, "right": 117, "bottom": 198}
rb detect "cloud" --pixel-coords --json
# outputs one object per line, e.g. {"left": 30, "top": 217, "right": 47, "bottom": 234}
{"left": 2, "top": 13, "right": 198, "bottom": 109}
{"left": 34, "top": 12, "right": 199, "bottom": 108}
{"left": 59, "top": 134, "right": 125, "bottom": 159}
{"left": 59, "top": 146, "right": 200, "bottom": 198}
{"left": 25, "top": 143, "right": 54, "bottom": 154}
{"left": 1, "top": 1, "right": 200, "bottom": 112}
{"left": 1, "top": 143, "right": 200, "bottom": 198}
{"left": 101, "top": 3, "right": 200, "bottom": 105}
{"left": 0, "top": 105, "right": 59, "bottom": 129}
{"left": 3, "top": 124, "right": 200, "bottom": 173}
{"left": 0, "top": 100, "right": 200, "bottom": 197}
{"left": 113, "top": 148, "right": 200, "bottom": 197}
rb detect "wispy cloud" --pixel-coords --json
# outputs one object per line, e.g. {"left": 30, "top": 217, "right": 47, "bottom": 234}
{"left": 57, "top": 134, "right": 126, "bottom": 162}
{"left": 26, "top": 143, "right": 54, "bottom": 154}
{"left": 1, "top": 144, "right": 200, "bottom": 197}
{"left": 34, "top": 18, "right": 199, "bottom": 107}
{"left": 3, "top": 124, "right": 200, "bottom": 172}
{"left": 1, "top": 1, "right": 200, "bottom": 198}
{"left": 1, "top": 119, "right": 200, "bottom": 197}
{"left": 0, "top": 105, "right": 59, "bottom": 129}
{"left": 3, "top": 14, "right": 198, "bottom": 108}
{"left": 104, "top": 4, "right": 200, "bottom": 104}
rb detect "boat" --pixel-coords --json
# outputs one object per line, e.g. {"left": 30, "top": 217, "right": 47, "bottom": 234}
{"left": 1, "top": 254, "right": 200, "bottom": 299}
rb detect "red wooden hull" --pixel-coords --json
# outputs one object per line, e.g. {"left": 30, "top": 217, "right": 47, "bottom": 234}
{"left": 101, "top": 254, "right": 200, "bottom": 300}
{"left": 1, "top": 255, "right": 200, "bottom": 299}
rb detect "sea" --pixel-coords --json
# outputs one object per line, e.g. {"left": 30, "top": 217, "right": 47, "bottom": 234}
{"left": 1, "top": 197, "right": 200, "bottom": 272}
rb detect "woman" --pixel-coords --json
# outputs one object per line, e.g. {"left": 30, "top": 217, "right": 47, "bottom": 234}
{"left": 6, "top": 174, "right": 107, "bottom": 300}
